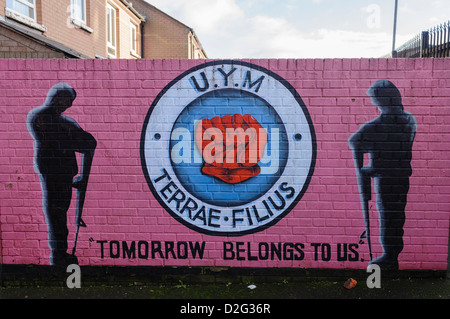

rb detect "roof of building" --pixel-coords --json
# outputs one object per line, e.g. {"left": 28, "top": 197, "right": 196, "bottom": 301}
{"left": 120, "top": 0, "right": 146, "bottom": 22}
{"left": 0, "top": 15, "right": 91, "bottom": 59}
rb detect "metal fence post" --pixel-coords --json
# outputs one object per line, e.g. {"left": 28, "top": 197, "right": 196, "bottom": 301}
{"left": 420, "top": 31, "right": 428, "bottom": 58}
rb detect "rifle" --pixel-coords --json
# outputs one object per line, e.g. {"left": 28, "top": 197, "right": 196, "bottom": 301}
{"left": 72, "top": 185, "right": 87, "bottom": 256}
{"left": 72, "top": 154, "right": 95, "bottom": 257}
{"left": 359, "top": 173, "right": 373, "bottom": 262}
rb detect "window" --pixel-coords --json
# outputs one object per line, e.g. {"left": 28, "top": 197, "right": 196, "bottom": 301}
{"left": 69, "top": 0, "right": 92, "bottom": 33}
{"left": 130, "top": 22, "right": 137, "bottom": 56}
{"left": 107, "top": 4, "right": 117, "bottom": 58}
{"left": 6, "top": 0, "right": 36, "bottom": 21}
{"left": 71, "top": 0, "right": 86, "bottom": 24}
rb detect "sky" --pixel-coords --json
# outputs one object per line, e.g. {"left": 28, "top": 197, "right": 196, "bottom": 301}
{"left": 143, "top": 0, "right": 450, "bottom": 59}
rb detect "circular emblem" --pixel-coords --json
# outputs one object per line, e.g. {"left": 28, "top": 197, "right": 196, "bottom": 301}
{"left": 141, "top": 60, "right": 316, "bottom": 236}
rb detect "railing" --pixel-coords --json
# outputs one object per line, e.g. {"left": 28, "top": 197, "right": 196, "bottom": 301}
{"left": 388, "top": 21, "right": 450, "bottom": 58}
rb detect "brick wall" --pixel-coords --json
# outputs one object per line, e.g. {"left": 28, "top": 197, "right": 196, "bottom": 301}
{"left": 0, "top": 26, "right": 66, "bottom": 58}
{"left": 114, "top": 0, "right": 142, "bottom": 59}
{"left": 131, "top": 1, "right": 190, "bottom": 59}
{"left": 0, "top": 0, "right": 102, "bottom": 58}
{"left": 40, "top": 0, "right": 102, "bottom": 58}
{"left": 0, "top": 0, "right": 142, "bottom": 59}
{"left": 0, "top": 58, "right": 449, "bottom": 271}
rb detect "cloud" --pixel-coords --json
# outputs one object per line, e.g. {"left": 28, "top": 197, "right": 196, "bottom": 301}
{"left": 178, "top": 0, "right": 245, "bottom": 35}
{"left": 214, "top": 15, "right": 413, "bottom": 58}
{"left": 145, "top": 0, "right": 244, "bottom": 35}
{"left": 143, "top": 0, "right": 416, "bottom": 59}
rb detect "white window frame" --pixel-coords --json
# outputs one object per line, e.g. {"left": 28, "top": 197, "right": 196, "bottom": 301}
{"left": 69, "top": 0, "right": 92, "bottom": 33}
{"left": 6, "top": 0, "right": 36, "bottom": 21}
{"left": 130, "top": 22, "right": 138, "bottom": 56}
{"left": 5, "top": 0, "right": 47, "bottom": 32}
{"left": 107, "top": 4, "right": 117, "bottom": 58}
{"left": 71, "top": 0, "right": 86, "bottom": 24}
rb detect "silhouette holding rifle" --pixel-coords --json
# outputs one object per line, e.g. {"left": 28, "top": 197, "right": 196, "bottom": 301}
{"left": 27, "top": 82, "right": 97, "bottom": 267}
{"left": 348, "top": 80, "right": 416, "bottom": 271}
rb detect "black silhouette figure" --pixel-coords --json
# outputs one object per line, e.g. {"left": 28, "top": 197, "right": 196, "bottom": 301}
{"left": 348, "top": 80, "right": 416, "bottom": 271}
{"left": 27, "top": 82, "right": 97, "bottom": 267}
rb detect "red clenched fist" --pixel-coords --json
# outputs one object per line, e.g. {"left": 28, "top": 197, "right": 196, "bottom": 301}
{"left": 195, "top": 114, "right": 268, "bottom": 184}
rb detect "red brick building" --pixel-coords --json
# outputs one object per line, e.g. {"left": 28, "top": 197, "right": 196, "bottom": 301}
{"left": 0, "top": 0, "right": 207, "bottom": 59}
{"left": 131, "top": 0, "right": 207, "bottom": 59}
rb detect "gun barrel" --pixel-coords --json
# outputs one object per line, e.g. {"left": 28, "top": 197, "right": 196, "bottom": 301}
{"left": 72, "top": 187, "right": 87, "bottom": 256}
{"left": 361, "top": 200, "right": 373, "bottom": 261}
{"left": 75, "top": 188, "right": 86, "bottom": 226}
{"left": 358, "top": 173, "right": 372, "bottom": 261}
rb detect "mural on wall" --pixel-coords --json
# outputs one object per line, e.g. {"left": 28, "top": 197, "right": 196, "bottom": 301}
{"left": 26, "top": 82, "right": 97, "bottom": 267}
{"left": 5, "top": 58, "right": 446, "bottom": 271}
{"left": 348, "top": 80, "right": 417, "bottom": 270}
{"left": 141, "top": 61, "right": 317, "bottom": 236}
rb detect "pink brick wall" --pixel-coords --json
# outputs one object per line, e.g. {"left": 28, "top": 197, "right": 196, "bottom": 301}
{"left": 0, "top": 58, "right": 449, "bottom": 271}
